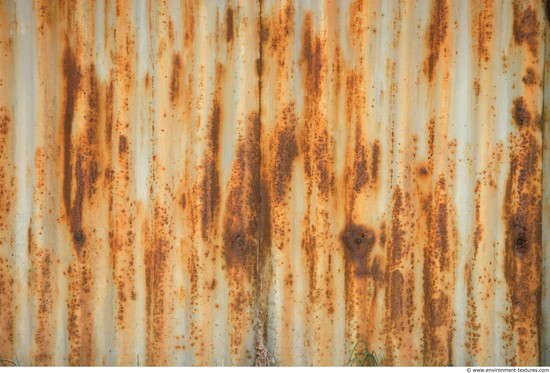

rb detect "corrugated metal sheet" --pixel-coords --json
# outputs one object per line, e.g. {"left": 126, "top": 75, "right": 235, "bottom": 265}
{"left": 0, "top": 0, "right": 547, "bottom": 366}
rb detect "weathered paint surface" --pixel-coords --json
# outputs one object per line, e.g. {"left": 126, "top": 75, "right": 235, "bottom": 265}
{"left": 0, "top": 0, "right": 548, "bottom": 367}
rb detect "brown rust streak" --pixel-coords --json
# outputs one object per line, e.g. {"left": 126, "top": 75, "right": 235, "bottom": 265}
{"left": 146, "top": 206, "right": 171, "bottom": 365}
{"left": 169, "top": 53, "right": 182, "bottom": 105}
{"left": 0, "top": 105, "right": 15, "bottom": 360}
{"left": 421, "top": 175, "right": 455, "bottom": 365}
{"left": 30, "top": 240, "right": 55, "bottom": 365}
{"left": 300, "top": 13, "right": 333, "bottom": 197}
{"left": 224, "top": 112, "right": 261, "bottom": 358}
{"left": 200, "top": 63, "right": 224, "bottom": 241}
{"left": 223, "top": 112, "right": 261, "bottom": 270}
{"left": 465, "top": 181, "right": 482, "bottom": 360}
{"left": 503, "top": 96, "right": 542, "bottom": 364}
{"left": 61, "top": 46, "right": 81, "bottom": 231}
{"left": 226, "top": 6, "right": 234, "bottom": 43}
{"left": 60, "top": 6, "right": 112, "bottom": 356}
{"left": 65, "top": 60, "right": 105, "bottom": 366}
{"left": 424, "top": 0, "right": 449, "bottom": 81}
{"left": 30, "top": 149, "right": 57, "bottom": 366}
{"left": 384, "top": 186, "right": 417, "bottom": 364}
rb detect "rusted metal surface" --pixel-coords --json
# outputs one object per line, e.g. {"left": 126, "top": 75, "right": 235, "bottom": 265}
{"left": 0, "top": 0, "right": 547, "bottom": 367}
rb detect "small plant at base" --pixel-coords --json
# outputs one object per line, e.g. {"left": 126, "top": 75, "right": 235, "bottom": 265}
{"left": 346, "top": 340, "right": 379, "bottom": 367}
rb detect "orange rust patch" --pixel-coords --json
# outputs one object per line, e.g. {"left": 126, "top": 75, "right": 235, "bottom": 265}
{"left": 512, "top": 2, "right": 540, "bottom": 57}
{"left": 424, "top": 0, "right": 449, "bottom": 81}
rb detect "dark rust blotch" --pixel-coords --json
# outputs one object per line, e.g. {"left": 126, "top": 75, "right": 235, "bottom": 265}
{"left": 119, "top": 135, "right": 128, "bottom": 154}
{"left": 512, "top": 97, "right": 531, "bottom": 128}
{"left": 512, "top": 2, "right": 540, "bottom": 56}
{"left": 341, "top": 223, "right": 375, "bottom": 260}
{"left": 522, "top": 68, "right": 537, "bottom": 85}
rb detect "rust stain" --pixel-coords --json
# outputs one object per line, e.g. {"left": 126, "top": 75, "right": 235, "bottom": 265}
{"left": 223, "top": 112, "right": 260, "bottom": 270}
{"left": 353, "top": 126, "right": 369, "bottom": 193}
{"left": 503, "top": 95, "right": 542, "bottom": 364}
{"left": 512, "top": 2, "right": 540, "bottom": 57}
{"left": 420, "top": 174, "right": 456, "bottom": 365}
{"left": 300, "top": 12, "right": 333, "bottom": 197}
{"left": 424, "top": 0, "right": 449, "bottom": 81}
{"left": 371, "top": 141, "right": 380, "bottom": 183}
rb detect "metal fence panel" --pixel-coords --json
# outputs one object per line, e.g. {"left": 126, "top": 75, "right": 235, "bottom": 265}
{"left": 0, "top": 0, "right": 547, "bottom": 366}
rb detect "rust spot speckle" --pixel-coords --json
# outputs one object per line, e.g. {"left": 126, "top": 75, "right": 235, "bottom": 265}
{"left": 390, "top": 270, "right": 404, "bottom": 321}
{"left": 273, "top": 105, "right": 298, "bottom": 202}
